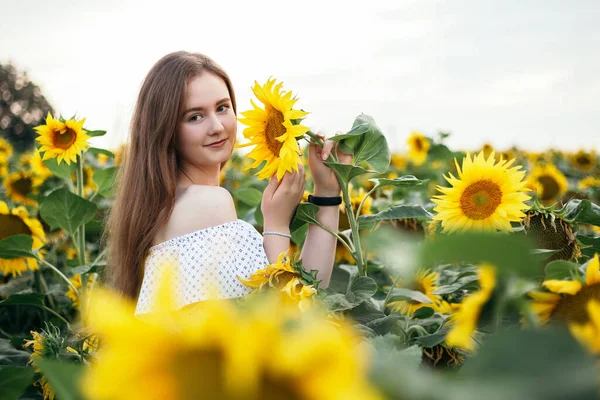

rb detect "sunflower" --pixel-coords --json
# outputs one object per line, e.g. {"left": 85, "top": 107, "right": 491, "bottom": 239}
{"left": 527, "top": 164, "right": 568, "bottom": 205}
{"left": 445, "top": 265, "right": 496, "bottom": 351}
{"left": 407, "top": 132, "right": 430, "bottom": 166}
{"left": 66, "top": 273, "right": 94, "bottom": 308}
{"left": 236, "top": 78, "right": 309, "bottom": 181}
{"left": 529, "top": 253, "right": 600, "bottom": 324}
{"left": 83, "top": 271, "right": 382, "bottom": 400}
{"left": 23, "top": 327, "right": 64, "bottom": 400}
{"left": 71, "top": 165, "right": 97, "bottom": 197}
{"left": 422, "top": 344, "right": 465, "bottom": 368}
{"left": 339, "top": 184, "right": 373, "bottom": 231}
{"left": 432, "top": 151, "right": 531, "bottom": 233}
{"left": 569, "top": 300, "right": 600, "bottom": 355}
{"left": 35, "top": 112, "right": 90, "bottom": 165}
{"left": 3, "top": 171, "right": 44, "bottom": 206}
{"left": 0, "top": 201, "right": 46, "bottom": 277}
{"left": 29, "top": 150, "right": 54, "bottom": 180}
{"left": 523, "top": 211, "right": 581, "bottom": 264}
{"left": 480, "top": 143, "right": 494, "bottom": 159}
{"left": 0, "top": 136, "right": 13, "bottom": 160}
{"left": 578, "top": 176, "right": 600, "bottom": 190}
{"left": 0, "top": 157, "right": 7, "bottom": 178}
{"left": 238, "top": 252, "right": 317, "bottom": 310}
{"left": 387, "top": 269, "right": 452, "bottom": 316}
{"left": 390, "top": 153, "right": 407, "bottom": 170}
{"left": 570, "top": 150, "right": 596, "bottom": 172}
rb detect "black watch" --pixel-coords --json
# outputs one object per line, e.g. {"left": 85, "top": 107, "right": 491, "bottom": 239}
{"left": 307, "top": 194, "right": 342, "bottom": 206}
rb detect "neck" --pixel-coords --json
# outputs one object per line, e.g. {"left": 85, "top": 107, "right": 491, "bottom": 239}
{"left": 177, "top": 161, "right": 221, "bottom": 187}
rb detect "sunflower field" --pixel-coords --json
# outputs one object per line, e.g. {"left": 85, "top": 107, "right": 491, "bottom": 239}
{"left": 1, "top": 83, "right": 600, "bottom": 399}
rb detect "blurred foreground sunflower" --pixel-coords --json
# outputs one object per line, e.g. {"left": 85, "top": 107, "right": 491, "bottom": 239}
{"left": 35, "top": 112, "right": 90, "bottom": 165}
{"left": 432, "top": 151, "right": 530, "bottom": 232}
{"left": 569, "top": 300, "right": 600, "bottom": 355}
{"left": 236, "top": 78, "right": 309, "bottom": 181}
{"left": 445, "top": 265, "right": 496, "bottom": 351}
{"left": 83, "top": 270, "right": 383, "bottom": 400}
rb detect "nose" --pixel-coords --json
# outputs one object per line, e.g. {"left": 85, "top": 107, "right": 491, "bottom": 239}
{"left": 208, "top": 113, "right": 225, "bottom": 136}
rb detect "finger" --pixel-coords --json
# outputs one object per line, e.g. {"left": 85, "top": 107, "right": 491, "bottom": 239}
{"left": 264, "top": 174, "right": 279, "bottom": 199}
{"left": 321, "top": 139, "right": 335, "bottom": 160}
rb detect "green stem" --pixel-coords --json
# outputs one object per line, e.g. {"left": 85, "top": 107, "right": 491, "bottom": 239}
{"left": 312, "top": 219, "right": 355, "bottom": 258}
{"left": 76, "top": 153, "right": 86, "bottom": 267}
{"left": 383, "top": 274, "right": 402, "bottom": 310}
{"left": 42, "top": 306, "right": 70, "bottom": 329}
{"left": 36, "top": 257, "right": 79, "bottom": 295}
{"left": 36, "top": 270, "right": 57, "bottom": 311}
{"left": 355, "top": 185, "right": 378, "bottom": 221}
{"left": 341, "top": 184, "right": 365, "bottom": 275}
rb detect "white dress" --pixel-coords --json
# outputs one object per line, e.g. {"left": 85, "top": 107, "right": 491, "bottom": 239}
{"left": 134, "top": 219, "right": 269, "bottom": 316}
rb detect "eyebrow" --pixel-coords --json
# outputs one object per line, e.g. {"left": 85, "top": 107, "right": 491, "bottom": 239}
{"left": 181, "top": 97, "right": 231, "bottom": 117}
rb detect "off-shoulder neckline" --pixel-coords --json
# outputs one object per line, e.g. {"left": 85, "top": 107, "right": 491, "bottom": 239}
{"left": 148, "top": 219, "right": 249, "bottom": 252}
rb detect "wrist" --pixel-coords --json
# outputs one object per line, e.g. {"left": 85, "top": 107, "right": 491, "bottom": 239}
{"left": 313, "top": 186, "right": 341, "bottom": 197}
{"left": 262, "top": 224, "right": 290, "bottom": 234}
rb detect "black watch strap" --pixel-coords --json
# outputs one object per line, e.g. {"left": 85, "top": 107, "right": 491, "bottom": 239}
{"left": 307, "top": 194, "right": 342, "bottom": 206}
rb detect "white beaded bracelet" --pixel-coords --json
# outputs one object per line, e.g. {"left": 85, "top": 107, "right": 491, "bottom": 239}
{"left": 263, "top": 231, "right": 292, "bottom": 239}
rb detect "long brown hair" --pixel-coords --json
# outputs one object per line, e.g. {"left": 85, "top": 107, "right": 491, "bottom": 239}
{"left": 102, "top": 51, "right": 237, "bottom": 299}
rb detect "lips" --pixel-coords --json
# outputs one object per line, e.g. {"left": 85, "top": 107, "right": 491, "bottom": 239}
{"left": 205, "top": 138, "right": 227, "bottom": 147}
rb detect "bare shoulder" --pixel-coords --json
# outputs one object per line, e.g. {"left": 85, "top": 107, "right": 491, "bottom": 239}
{"left": 153, "top": 186, "right": 237, "bottom": 245}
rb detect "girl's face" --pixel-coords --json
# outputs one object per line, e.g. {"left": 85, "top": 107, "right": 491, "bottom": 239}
{"left": 176, "top": 73, "right": 236, "bottom": 168}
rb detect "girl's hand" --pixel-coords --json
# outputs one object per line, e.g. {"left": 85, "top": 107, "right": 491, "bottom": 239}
{"left": 261, "top": 164, "right": 306, "bottom": 231}
{"left": 308, "top": 132, "right": 352, "bottom": 196}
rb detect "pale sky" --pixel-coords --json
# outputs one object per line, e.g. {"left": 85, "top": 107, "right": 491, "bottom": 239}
{"left": 2, "top": 0, "right": 599, "bottom": 153}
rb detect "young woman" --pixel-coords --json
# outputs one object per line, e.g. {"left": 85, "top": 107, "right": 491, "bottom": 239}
{"left": 103, "top": 51, "right": 350, "bottom": 315}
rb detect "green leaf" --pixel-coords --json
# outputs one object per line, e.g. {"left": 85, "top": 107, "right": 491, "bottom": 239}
{"left": 0, "top": 235, "right": 34, "bottom": 259}
{"left": 388, "top": 288, "right": 432, "bottom": 304}
{"left": 578, "top": 235, "right": 600, "bottom": 258}
{"left": 92, "top": 167, "right": 118, "bottom": 198}
{"left": 323, "top": 162, "right": 375, "bottom": 186}
{"left": 36, "top": 359, "right": 85, "bottom": 400}
{"left": 254, "top": 205, "right": 264, "bottom": 227}
{"left": 41, "top": 156, "right": 77, "bottom": 179}
{"left": 563, "top": 199, "right": 600, "bottom": 226}
{"left": 291, "top": 223, "right": 308, "bottom": 249}
{"left": 233, "top": 188, "right": 263, "bottom": 207}
{"left": 39, "top": 188, "right": 98, "bottom": 235}
{"left": 412, "top": 306, "right": 435, "bottom": 319}
{"left": 347, "top": 300, "right": 386, "bottom": 324}
{"left": 0, "top": 339, "right": 31, "bottom": 366}
{"left": 0, "top": 366, "right": 34, "bottom": 400}
{"left": 358, "top": 204, "right": 433, "bottom": 226}
{"left": 0, "top": 293, "right": 44, "bottom": 308}
{"left": 330, "top": 114, "right": 390, "bottom": 173}
{"left": 431, "top": 275, "right": 479, "bottom": 295}
{"left": 348, "top": 276, "right": 377, "bottom": 302}
{"left": 420, "top": 232, "right": 539, "bottom": 278}
{"left": 87, "top": 147, "right": 114, "bottom": 158}
{"left": 460, "top": 328, "right": 598, "bottom": 400}
{"left": 369, "top": 175, "right": 429, "bottom": 188}
{"left": 85, "top": 130, "right": 107, "bottom": 137}
{"left": 322, "top": 293, "right": 356, "bottom": 312}
{"left": 544, "top": 260, "right": 580, "bottom": 280}
{"left": 364, "top": 315, "right": 402, "bottom": 336}
{"left": 0, "top": 276, "right": 31, "bottom": 297}
{"left": 414, "top": 330, "right": 448, "bottom": 347}
{"left": 294, "top": 203, "right": 321, "bottom": 225}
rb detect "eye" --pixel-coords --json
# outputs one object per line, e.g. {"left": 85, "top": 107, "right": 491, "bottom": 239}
{"left": 188, "top": 114, "right": 203, "bottom": 122}
{"left": 217, "top": 104, "right": 230, "bottom": 113}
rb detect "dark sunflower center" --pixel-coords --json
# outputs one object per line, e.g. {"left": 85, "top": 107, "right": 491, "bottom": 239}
{"left": 575, "top": 155, "right": 592, "bottom": 167}
{"left": 264, "top": 105, "right": 285, "bottom": 156}
{"left": 173, "top": 348, "right": 301, "bottom": 400}
{"left": 537, "top": 175, "right": 559, "bottom": 201}
{"left": 415, "top": 138, "right": 424, "bottom": 152}
{"left": 52, "top": 128, "right": 77, "bottom": 150}
{"left": 12, "top": 177, "right": 33, "bottom": 196}
{"left": 0, "top": 214, "right": 32, "bottom": 240}
{"left": 459, "top": 180, "right": 502, "bottom": 220}
{"left": 524, "top": 212, "right": 580, "bottom": 264}
{"left": 551, "top": 283, "right": 600, "bottom": 324}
